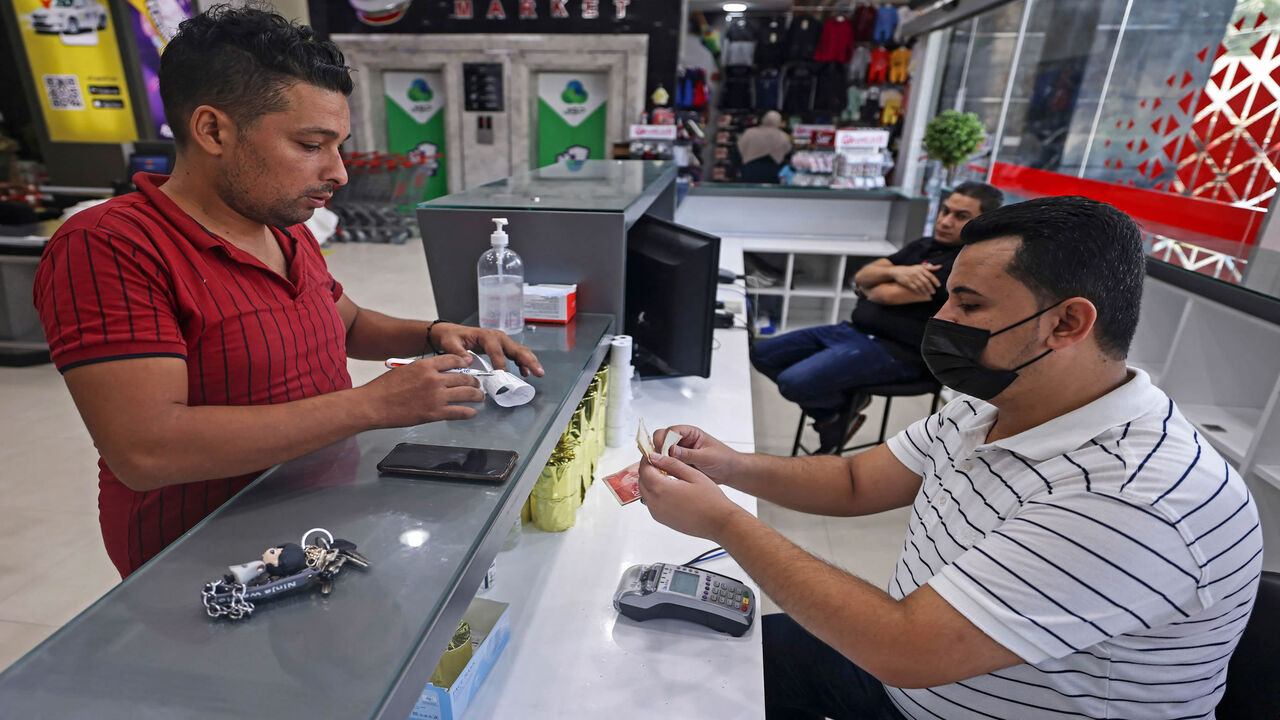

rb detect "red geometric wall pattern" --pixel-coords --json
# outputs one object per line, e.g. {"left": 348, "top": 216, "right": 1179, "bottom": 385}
{"left": 1106, "top": 9, "right": 1280, "bottom": 210}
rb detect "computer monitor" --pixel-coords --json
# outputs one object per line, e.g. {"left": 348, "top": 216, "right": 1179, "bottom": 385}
{"left": 625, "top": 215, "right": 720, "bottom": 379}
{"left": 128, "top": 153, "right": 173, "bottom": 176}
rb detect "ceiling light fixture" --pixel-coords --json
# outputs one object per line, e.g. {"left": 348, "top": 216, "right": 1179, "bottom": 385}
{"left": 722, "top": 3, "right": 748, "bottom": 12}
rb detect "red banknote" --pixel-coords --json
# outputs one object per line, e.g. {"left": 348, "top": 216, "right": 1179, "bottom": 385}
{"left": 603, "top": 462, "right": 642, "bottom": 506}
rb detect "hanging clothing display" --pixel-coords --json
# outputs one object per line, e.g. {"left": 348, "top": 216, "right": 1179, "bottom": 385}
{"left": 859, "top": 85, "right": 883, "bottom": 124}
{"left": 880, "top": 89, "right": 904, "bottom": 126}
{"left": 815, "top": 63, "right": 849, "bottom": 113}
{"left": 720, "top": 66, "right": 754, "bottom": 109}
{"left": 867, "top": 46, "right": 891, "bottom": 84}
{"left": 848, "top": 45, "right": 872, "bottom": 84}
{"left": 756, "top": 68, "right": 782, "bottom": 111}
{"left": 814, "top": 15, "right": 855, "bottom": 63}
{"left": 841, "top": 85, "right": 866, "bottom": 123}
{"left": 889, "top": 46, "right": 912, "bottom": 84}
{"left": 873, "top": 4, "right": 899, "bottom": 43}
{"left": 786, "top": 15, "right": 823, "bottom": 61}
{"left": 754, "top": 17, "right": 787, "bottom": 67}
{"left": 721, "top": 18, "right": 757, "bottom": 67}
{"left": 894, "top": 7, "right": 918, "bottom": 43}
{"left": 782, "top": 64, "right": 817, "bottom": 114}
{"left": 853, "top": 3, "right": 877, "bottom": 42}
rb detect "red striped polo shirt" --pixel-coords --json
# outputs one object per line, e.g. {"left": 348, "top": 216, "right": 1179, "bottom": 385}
{"left": 33, "top": 173, "right": 352, "bottom": 577}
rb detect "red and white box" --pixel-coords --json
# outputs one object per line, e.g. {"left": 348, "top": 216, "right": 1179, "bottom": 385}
{"left": 522, "top": 283, "right": 577, "bottom": 324}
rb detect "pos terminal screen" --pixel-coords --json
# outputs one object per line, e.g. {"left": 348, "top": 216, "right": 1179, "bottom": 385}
{"left": 670, "top": 569, "right": 699, "bottom": 596}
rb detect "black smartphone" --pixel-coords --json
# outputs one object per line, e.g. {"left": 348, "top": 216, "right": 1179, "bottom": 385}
{"left": 376, "top": 443, "right": 518, "bottom": 483}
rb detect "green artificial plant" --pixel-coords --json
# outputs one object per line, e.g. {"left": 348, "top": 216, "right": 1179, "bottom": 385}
{"left": 922, "top": 110, "right": 986, "bottom": 185}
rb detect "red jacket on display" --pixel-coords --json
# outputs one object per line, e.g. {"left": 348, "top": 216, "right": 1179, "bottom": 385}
{"left": 867, "top": 46, "right": 891, "bottom": 84}
{"left": 814, "top": 15, "right": 855, "bottom": 62}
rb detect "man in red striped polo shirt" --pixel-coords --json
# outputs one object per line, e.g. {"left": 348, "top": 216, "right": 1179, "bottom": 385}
{"left": 33, "top": 6, "right": 543, "bottom": 578}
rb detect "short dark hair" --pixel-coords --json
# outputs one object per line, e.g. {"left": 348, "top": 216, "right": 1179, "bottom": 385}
{"left": 960, "top": 195, "right": 1145, "bottom": 359}
{"left": 950, "top": 181, "right": 1004, "bottom": 214}
{"left": 159, "top": 4, "right": 352, "bottom": 147}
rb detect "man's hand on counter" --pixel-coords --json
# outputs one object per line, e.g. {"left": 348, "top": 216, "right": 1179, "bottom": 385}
{"left": 359, "top": 354, "right": 486, "bottom": 427}
{"left": 638, "top": 451, "right": 749, "bottom": 542}
{"left": 433, "top": 323, "right": 545, "bottom": 377}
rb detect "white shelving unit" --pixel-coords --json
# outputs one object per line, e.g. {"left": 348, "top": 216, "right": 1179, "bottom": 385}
{"left": 1135, "top": 275, "right": 1280, "bottom": 571}
{"left": 741, "top": 242, "right": 893, "bottom": 333}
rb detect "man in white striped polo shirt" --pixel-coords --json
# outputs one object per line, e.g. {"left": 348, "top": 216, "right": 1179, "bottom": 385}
{"left": 638, "top": 196, "right": 1262, "bottom": 719}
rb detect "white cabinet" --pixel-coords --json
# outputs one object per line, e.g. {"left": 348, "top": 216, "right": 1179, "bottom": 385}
{"left": 1137, "top": 275, "right": 1280, "bottom": 571}
{"left": 741, "top": 242, "right": 892, "bottom": 333}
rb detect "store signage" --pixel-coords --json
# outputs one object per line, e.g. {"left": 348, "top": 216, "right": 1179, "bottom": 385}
{"left": 792, "top": 124, "right": 836, "bottom": 140}
{"left": 383, "top": 71, "right": 448, "bottom": 204}
{"left": 11, "top": 0, "right": 139, "bottom": 143}
{"left": 628, "top": 124, "right": 677, "bottom": 140}
{"left": 122, "top": 0, "right": 194, "bottom": 139}
{"left": 536, "top": 72, "right": 608, "bottom": 167}
{"left": 835, "top": 129, "right": 891, "bottom": 150}
{"left": 452, "top": 0, "right": 632, "bottom": 20}
{"left": 810, "top": 129, "right": 836, "bottom": 147}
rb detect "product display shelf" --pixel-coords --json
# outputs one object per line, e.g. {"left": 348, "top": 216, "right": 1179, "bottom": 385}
{"left": 673, "top": 186, "right": 927, "bottom": 333}
{"left": 744, "top": 248, "right": 873, "bottom": 331}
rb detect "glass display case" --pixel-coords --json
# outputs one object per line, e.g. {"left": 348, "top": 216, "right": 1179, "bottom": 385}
{"left": 0, "top": 315, "right": 615, "bottom": 719}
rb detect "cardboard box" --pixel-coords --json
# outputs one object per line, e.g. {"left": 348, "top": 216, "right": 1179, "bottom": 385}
{"left": 523, "top": 283, "right": 577, "bottom": 324}
{"left": 409, "top": 598, "right": 511, "bottom": 720}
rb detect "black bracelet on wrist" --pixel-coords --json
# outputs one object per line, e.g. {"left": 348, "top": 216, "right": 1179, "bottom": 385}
{"left": 425, "top": 320, "right": 445, "bottom": 355}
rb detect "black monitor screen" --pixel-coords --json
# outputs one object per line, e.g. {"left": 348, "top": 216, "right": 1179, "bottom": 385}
{"left": 625, "top": 216, "right": 720, "bottom": 379}
{"left": 128, "top": 154, "right": 172, "bottom": 176}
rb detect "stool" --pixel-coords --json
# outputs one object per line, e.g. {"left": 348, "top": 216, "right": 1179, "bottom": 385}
{"left": 791, "top": 379, "right": 942, "bottom": 457}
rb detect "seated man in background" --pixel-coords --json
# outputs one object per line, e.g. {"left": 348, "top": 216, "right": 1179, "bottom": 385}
{"left": 751, "top": 182, "right": 1003, "bottom": 453}
{"left": 33, "top": 6, "right": 542, "bottom": 578}
{"left": 640, "top": 196, "right": 1261, "bottom": 719}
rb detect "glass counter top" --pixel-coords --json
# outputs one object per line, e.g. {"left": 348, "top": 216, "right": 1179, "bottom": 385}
{"left": 0, "top": 315, "right": 614, "bottom": 719}
{"left": 422, "top": 160, "right": 676, "bottom": 213}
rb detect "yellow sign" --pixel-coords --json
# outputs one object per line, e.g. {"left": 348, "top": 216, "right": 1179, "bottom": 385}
{"left": 12, "top": 0, "right": 138, "bottom": 143}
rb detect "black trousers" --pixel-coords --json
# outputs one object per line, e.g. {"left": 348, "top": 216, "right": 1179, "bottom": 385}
{"left": 764, "top": 613, "right": 907, "bottom": 720}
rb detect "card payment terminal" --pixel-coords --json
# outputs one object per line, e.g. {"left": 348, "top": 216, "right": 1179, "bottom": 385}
{"left": 613, "top": 563, "right": 755, "bottom": 637}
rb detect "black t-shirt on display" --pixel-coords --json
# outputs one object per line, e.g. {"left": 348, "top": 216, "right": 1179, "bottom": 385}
{"left": 755, "top": 17, "right": 787, "bottom": 67}
{"left": 814, "top": 63, "right": 849, "bottom": 112}
{"left": 782, "top": 64, "right": 817, "bottom": 113}
{"left": 850, "top": 236, "right": 963, "bottom": 364}
{"left": 720, "top": 66, "right": 755, "bottom": 110}
{"left": 786, "top": 15, "right": 823, "bottom": 61}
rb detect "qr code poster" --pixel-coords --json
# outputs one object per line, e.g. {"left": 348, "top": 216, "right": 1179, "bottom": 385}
{"left": 13, "top": 0, "right": 138, "bottom": 142}
{"left": 43, "top": 75, "right": 85, "bottom": 111}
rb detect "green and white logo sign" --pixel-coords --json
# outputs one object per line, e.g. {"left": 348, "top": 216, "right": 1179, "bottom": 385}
{"left": 384, "top": 70, "right": 447, "bottom": 204}
{"left": 536, "top": 72, "right": 608, "bottom": 168}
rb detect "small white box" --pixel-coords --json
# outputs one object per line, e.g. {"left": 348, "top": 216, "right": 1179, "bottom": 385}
{"left": 522, "top": 283, "right": 577, "bottom": 324}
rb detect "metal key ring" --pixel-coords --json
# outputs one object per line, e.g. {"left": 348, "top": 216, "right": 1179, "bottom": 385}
{"left": 301, "top": 527, "right": 334, "bottom": 549}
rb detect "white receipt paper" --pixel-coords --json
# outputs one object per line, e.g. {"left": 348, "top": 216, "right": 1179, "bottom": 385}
{"left": 468, "top": 352, "right": 535, "bottom": 408}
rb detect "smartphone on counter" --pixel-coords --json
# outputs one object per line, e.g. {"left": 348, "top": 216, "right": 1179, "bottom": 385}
{"left": 377, "top": 443, "right": 519, "bottom": 483}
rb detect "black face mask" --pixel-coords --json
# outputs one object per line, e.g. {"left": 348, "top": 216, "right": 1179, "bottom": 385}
{"left": 921, "top": 300, "right": 1063, "bottom": 401}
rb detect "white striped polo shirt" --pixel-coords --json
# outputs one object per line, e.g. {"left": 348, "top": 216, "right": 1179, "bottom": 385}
{"left": 882, "top": 368, "right": 1262, "bottom": 719}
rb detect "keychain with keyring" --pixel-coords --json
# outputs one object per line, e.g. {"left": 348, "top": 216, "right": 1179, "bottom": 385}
{"left": 201, "top": 527, "right": 371, "bottom": 621}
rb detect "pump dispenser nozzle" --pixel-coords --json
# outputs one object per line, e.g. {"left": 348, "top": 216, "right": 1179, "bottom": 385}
{"left": 490, "top": 218, "right": 509, "bottom": 246}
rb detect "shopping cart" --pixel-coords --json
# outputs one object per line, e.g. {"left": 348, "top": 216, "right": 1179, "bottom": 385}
{"left": 329, "top": 151, "right": 440, "bottom": 244}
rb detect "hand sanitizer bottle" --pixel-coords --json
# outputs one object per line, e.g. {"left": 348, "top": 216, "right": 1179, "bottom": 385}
{"left": 477, "top": 218, "right": 524, "bottom": 335}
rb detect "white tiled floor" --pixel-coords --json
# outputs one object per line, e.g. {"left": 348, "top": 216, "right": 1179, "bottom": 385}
{"left": 0, "top": 236, "right": 926, "bottom": 671}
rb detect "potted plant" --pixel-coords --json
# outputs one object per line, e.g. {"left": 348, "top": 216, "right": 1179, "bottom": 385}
{"left": 922, "top": 110, "right": 986, "bottom": 185}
